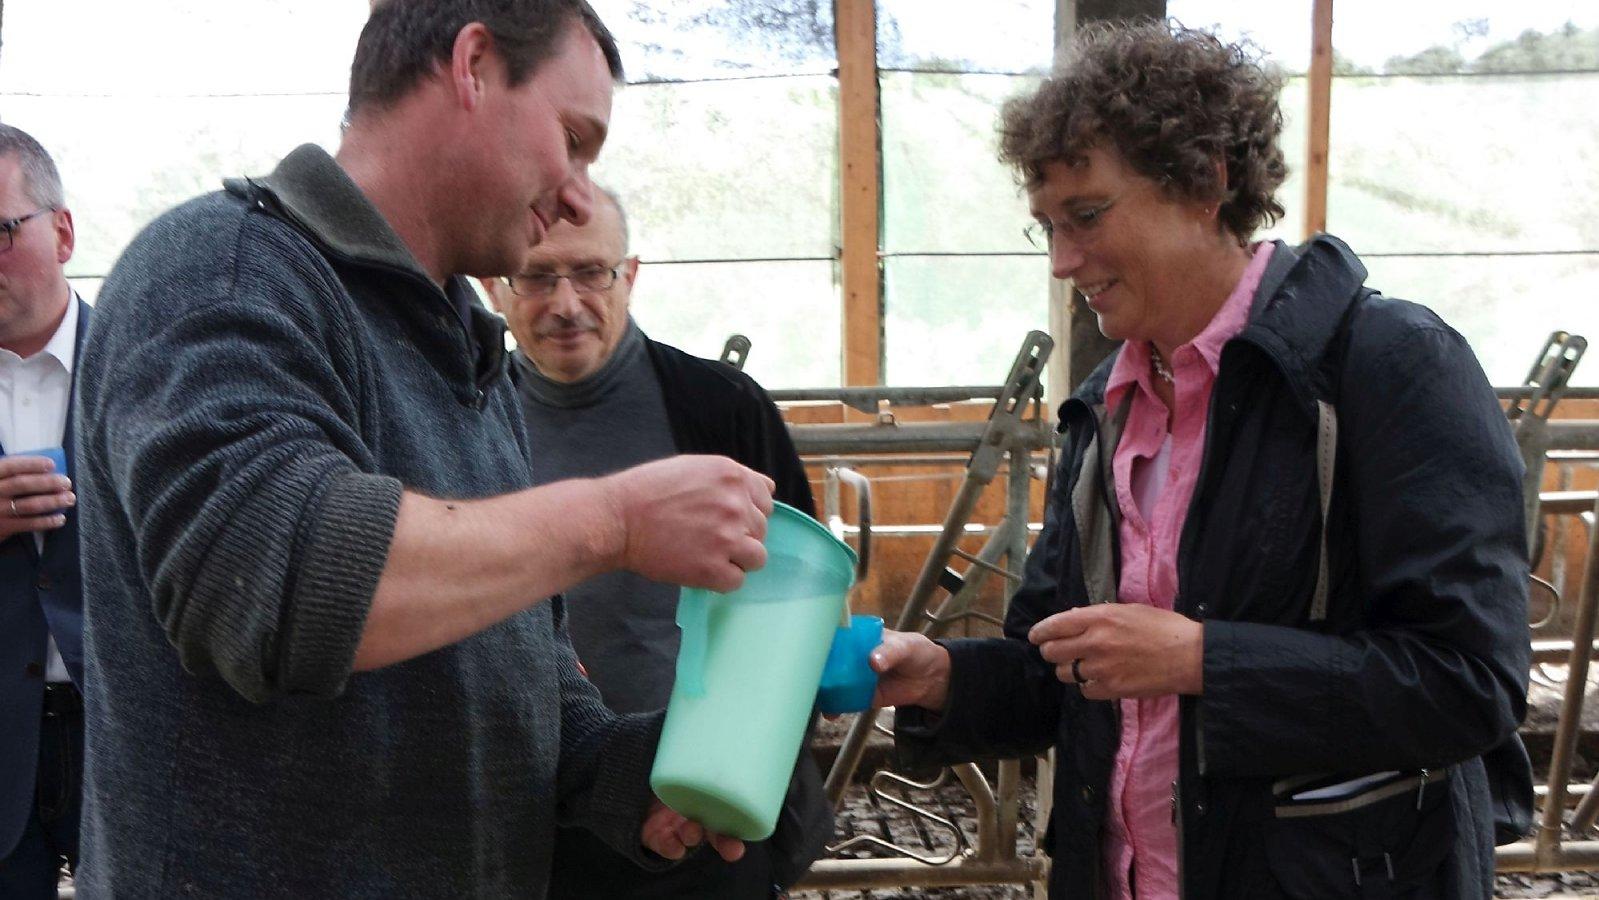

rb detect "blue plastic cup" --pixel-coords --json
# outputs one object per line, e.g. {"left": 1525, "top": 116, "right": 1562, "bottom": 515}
{"left": 3, "top": 446, "right": 67, "bottom": 479}
{"left": 816, "top": 614, "right": 884, "bottom": 714}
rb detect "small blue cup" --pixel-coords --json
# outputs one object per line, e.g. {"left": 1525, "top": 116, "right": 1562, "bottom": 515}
{"left": 817, "top": 614, "right": 884, "bottom": 714}
{"left": 3, "top": 446, "right": 67, "bottom": 479}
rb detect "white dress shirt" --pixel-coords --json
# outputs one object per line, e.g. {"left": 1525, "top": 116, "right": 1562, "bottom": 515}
{"left": 0, "top": 294, "right": 78, "bottom": 683}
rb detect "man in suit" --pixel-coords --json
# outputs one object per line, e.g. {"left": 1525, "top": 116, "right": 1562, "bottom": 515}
{"left": 0, "top": 124, "right": 87, "bottom": 899}
{"left": 482, "top": 186, "right": 831, "bottom": 898}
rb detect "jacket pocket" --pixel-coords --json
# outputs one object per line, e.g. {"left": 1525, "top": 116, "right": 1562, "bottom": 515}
{"left": 1264, "top": 769, "right": 1455, "bottom": 899}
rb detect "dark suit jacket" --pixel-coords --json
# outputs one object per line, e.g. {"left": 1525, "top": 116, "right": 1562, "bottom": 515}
{"left": 0, "top": 298, "right": 89, "bottom": 859}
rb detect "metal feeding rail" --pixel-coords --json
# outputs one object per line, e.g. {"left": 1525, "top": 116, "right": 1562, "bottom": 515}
{"left": 1496, "top": 332, "right": 1599, "bottom": 874}
{"left": 780, "top": 332, "right": 1056, "bottom": 892}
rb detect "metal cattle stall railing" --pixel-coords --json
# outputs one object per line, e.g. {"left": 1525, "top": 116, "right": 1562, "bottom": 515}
{"left": 783, "top": 332, "right": 1057, "bottom": 892}
{"left": 1496, "top": 333, "right": 1599, "bottom": 874}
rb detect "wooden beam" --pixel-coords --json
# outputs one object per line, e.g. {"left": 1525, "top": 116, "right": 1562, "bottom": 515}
{"left": 836, "top": 0, "right": 882, "bottom": 387}
{"left": 1304, "top": 0, "right": 1334, "bottom": 239}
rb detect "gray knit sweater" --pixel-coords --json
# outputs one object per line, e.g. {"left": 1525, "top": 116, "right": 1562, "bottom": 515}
{"left": 72, "top": 144, "right": 664, "bottom": 898}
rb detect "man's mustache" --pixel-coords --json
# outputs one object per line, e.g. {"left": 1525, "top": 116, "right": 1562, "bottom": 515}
{"left": 535, "top": 313, "right": 599, "bottom": 337}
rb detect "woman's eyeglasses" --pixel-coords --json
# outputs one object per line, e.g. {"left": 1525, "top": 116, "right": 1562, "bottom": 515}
{"left": 1023, "top": 197, "right": 1117, "bottom": 251}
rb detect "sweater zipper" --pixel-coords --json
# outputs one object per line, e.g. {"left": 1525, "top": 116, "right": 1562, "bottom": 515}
{"left": 331, "top": 254, "right": 495, "bottom": 403}
{"left": 249, "top": 194, "right": 486, "bottom": 394}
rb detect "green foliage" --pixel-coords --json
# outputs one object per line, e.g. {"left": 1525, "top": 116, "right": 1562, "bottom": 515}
{"left": 1382, "top": 45, "right": 1466, "bottom": 76}
{"left": 1332, "top": 50, "right": 1373, "bottom": 77}
{"left": 1379, "top": 20, "right": 1599, "bottom": 75}
{"left": 1474, "top": 22, "right": 1599, "bottom": 74}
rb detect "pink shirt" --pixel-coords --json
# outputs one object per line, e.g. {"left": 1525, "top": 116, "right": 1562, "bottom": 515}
{"left": 1098, "top": 243, "right": 1274, "bottom": 899}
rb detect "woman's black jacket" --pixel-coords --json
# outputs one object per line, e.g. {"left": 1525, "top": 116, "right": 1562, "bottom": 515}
{"left": 896, "top": 235, "right": 1530, "bottom": 899}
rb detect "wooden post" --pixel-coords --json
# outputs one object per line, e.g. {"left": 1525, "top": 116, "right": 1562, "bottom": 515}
{"left": 836, "top": 0, "right": 882, "bottom": 387}
{"left": 1045, "top": 0, "right": 1077, "bottom": 411}
{"left": 1304, "top": 0, "right": 1334, "bottom": 239}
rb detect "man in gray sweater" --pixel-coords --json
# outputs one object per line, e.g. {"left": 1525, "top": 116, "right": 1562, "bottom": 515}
{"left": 71, "top": 2, "right": 765, "bottom": 897}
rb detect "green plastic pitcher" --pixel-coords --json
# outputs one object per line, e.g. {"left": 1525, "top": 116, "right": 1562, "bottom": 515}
{"left": 650, "top": 502, "right": 857, "bottom": 841}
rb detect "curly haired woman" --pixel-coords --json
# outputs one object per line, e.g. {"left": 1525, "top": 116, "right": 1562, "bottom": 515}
{"left": 870, "top": 21, "right": 1530, "bottom": 900}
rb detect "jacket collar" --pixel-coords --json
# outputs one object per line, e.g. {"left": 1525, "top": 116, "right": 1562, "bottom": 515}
{"left": 1064, "top": 233, "right": 1369, "bottom": 415}
{"left": 234, "top": 143, "right": 433, "bottom": 283}
{"left": 229, "top": 146, "right": 513, "bottom": 390}
{"left": 1238, "top": 233, "right": 1369, "bottom": 410}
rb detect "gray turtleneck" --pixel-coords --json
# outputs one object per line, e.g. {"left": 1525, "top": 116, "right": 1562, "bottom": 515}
{"left": 515, "top": 320, "right": 683, "bottom": 713}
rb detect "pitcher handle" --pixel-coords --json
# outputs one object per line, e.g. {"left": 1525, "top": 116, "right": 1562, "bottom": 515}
{"left": 828, "top": 466, "right": 872, "bottom": 583}
{"left": 675, "top": 588, "right": 710, "bottom": 697}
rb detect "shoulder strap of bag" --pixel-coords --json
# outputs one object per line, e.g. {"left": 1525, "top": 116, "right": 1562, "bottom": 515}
{"left": 1310, "top": 400, "right": 1337, "bottom": 622}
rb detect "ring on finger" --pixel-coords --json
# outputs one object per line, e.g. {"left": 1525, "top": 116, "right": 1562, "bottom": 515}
{"left": 1071, "top": 657, "right": 1088, "bottom": 685}
{"left": 7, "top": 498, "right": 16, "bottom": 517}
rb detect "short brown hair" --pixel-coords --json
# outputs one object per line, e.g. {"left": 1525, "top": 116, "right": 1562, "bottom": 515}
{"left": 999, "top": 21, "right": 1287, "bottom": 242}
{"left": 348, "top": 0, "right": 624, "bottom": 116}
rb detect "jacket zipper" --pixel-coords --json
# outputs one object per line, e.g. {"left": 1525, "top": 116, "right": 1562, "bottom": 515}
{"left": 1171, "top": 333, "right": 1307, "bottom": 899}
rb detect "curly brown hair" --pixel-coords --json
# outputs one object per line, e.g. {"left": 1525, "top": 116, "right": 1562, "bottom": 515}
{"left": 999, "top": 20, "right": 1287, "bottom": 242}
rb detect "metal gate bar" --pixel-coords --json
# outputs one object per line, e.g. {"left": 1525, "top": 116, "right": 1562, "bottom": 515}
{"left": 793, "top": 332, "right": 1055, "bottom": 892}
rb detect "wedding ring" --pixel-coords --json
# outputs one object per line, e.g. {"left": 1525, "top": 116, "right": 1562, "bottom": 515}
{"left": 1071, "top": 658, "right": 1087, "bottom": 685}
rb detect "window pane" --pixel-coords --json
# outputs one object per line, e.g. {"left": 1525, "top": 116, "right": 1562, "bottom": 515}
{"left": 882, "top": 72, "right": 1038, "bottom": 255}
{"left": 884, "top": 256, "right": 1050, "bottom": 386}
{"left": 883, "top": 72, "right": 1306, "bottom": 254}
{"left": 1330, "top": 1, "right": 1598, "bottom": 75}
{"left": 1, "top": 0, "right": 364, "bottom": 95}
{"left": 1167, "top": 0, "right": 1314, "bottom": 74}
{"left": 3, "top": 95, "right": 345, "bottom": 280}
{"left": 596, "top": 77, "right": 837, "bottom": 262}
{"left": 592, "top": 0, "right": 836, "bottom": 81}
{"left": 1262, "top": 75, "right": 1309, "bottom": 244}
{"left": 3, "top": 0, "right": 846, "bottom": 93}
{"left": 631, "top": 260, "right": 840, "bottom": 388}
{"left": 1362, "top": 254, "right": 1599, "bottom": 386}
{"left": 1327, "top": 73, "right": 1599, "bottom": 255}
{"left": 877, "top": 0, "right": 1054, "bottom": 74}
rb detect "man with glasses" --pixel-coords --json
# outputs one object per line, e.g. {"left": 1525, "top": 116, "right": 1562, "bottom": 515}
{"left": 71, "top": 2, "right": 768, "bottom": 896}
{"left": 481, "top": 186, "right": 828, "bottom": 898}
{"left": 0, "top": 123, "right": 88, "bottom": 900}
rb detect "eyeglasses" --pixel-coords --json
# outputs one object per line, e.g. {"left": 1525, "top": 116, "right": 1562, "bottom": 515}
{"left": 502, "top": 262, "right": 625, "bottom": 297}
{"left": 0, "top": 207, "right": 54, "bottom": 253}
{"left": 1023, "top": 197, "right": 1117, "bottom": 252}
